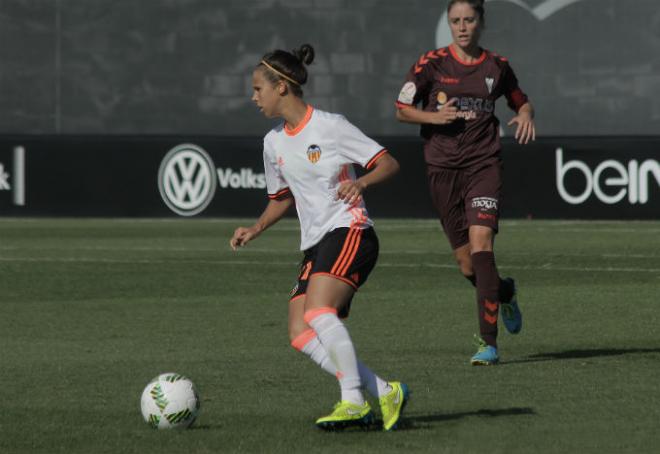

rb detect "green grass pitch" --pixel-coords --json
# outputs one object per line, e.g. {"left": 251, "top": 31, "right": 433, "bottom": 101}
{"left": 1, "top": 218, "right": 659, "bottom": 453}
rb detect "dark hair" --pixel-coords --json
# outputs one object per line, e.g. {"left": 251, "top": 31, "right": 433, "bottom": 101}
{"left": 447, "top": 0, "right": 485, "bottom": 25}
{"left": 259, "top": 44, "right": 315, "bottom": 97}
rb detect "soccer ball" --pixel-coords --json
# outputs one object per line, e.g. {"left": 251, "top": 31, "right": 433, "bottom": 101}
{"left": 140, "top": 373, "right": 200, "bottom": 429}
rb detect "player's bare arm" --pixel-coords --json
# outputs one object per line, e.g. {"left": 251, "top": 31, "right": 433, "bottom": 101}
{"left": 396, "top": 98, "right": 459, "bottom": 126}
{"left": 337, "top": 153, "right": 400, "bottom": 205}
{"left": 507, "top": 102, "right": 536, "bottom": 145}
{"left": 230, "top": 196, "right": 294, "bottom": 250}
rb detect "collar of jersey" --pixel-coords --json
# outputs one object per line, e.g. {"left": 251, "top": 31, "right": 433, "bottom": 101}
{"left": 448, "top": 44, "right": 486, "bottom": 66}
{"left": 284, "top": 104, "right": 314, "bottom": 136}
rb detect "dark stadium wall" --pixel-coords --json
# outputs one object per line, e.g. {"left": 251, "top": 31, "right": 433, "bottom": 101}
{"left": 0, "top": 136, "right": 658, "bottom": 219}
{"left": 1, "top": 0, "right": 660, "bottom": 136}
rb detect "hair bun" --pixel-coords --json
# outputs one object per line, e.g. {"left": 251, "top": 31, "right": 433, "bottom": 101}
{"left": 292, "top": 44, "right": 315, "bottom": 66}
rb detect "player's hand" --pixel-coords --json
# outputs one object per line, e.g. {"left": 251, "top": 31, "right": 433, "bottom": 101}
{"left": 433, "top": 98, "right": 458, "bottom": 125}
{"left": 337, "top": 180, "right": 366, "bottom": 206}
{"left": 508, "top": 111, "right": 536, "bottom": 144}
{"left": 230, "top": 226, "right": 260, "bottom": 250}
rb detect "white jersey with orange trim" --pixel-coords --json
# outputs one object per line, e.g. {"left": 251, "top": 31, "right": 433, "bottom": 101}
{"left": 263, "top": 106, "right": 387, "bottom": 251}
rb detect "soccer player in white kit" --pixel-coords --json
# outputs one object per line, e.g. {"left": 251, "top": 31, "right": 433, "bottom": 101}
{"left": 230, "top": 44, "right": 409, "bottom": 431}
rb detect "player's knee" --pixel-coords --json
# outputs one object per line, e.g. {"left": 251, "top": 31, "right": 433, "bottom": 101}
{"left": 288, "top": 326, "right": 304, "bottom": 343}
{"left": 289, "top": 327, "right": 316, "bottom": 351}
{"left": 455, "top": 256, "right": 473, "bottom": 277}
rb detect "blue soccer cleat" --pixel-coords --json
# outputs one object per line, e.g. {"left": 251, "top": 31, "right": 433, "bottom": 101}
{"left": 500, "top": 277, "right": 522, "bottom": 334}
{"left": 471, "top": 336, "right": 499, "bottom": 366}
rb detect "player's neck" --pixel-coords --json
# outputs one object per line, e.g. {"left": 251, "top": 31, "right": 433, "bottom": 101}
{"left": 281, "top": 100, "right": 309, "bottom": 131}
{"left": 450, "top": 43, "right": 482, "bottom": 63}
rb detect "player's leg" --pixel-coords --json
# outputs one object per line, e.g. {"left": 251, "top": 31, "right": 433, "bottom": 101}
{"left": 454, "top": 243, "right": 475, "bottom": 284}
{"left": 291, "top": 296, "right": 408, "bottom": 430}
{"left": 289, "top": 295, "right": 394, "bottom": 401}
{"left": 465, "top": 162, "right": 521, "bottom": 365}
{"left": 304, "top": 227, "right": 408, "bottom": 430}
{"left": 468, "top": 225, "right": 500, "bottom": 364}
{"left": 287, "top": 244, "right": 396, "bottom": 401}
{"left": 455, "top": 245, "right": 517, "bottom": 311}
{"left": 304, "top": 275, "right": 374, "bottom": 428}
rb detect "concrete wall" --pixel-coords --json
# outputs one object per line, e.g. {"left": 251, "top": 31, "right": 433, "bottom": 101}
{"left": 1, "top": 0, "right": 659, "bottom": 135}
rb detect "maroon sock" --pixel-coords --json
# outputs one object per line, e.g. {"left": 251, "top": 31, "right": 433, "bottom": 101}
{"left": 498, "top": 277, "right": 514, "bottom": 303}
{"left": 465, "top": 273, "right": 512, "bottom": 304}
{"left": 471, "top": 251, "right": 500, "bottom": 347}
{"left": 464, "top": 274, "right": 477, "bottom": 287}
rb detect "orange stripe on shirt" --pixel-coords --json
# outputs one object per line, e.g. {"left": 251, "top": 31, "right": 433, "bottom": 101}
{"left": 284, "top": 105, "right": 313, "bottom": 136}
{"left": 350, "top": 207, "right": 368, "bottom": 228}
{"left": 337, "top": 228, "right": 363, "bottom": 276}
{"left": 330, "top": 228, "right": 358, "bottom": 275}
{"left": 365, "top": 149, "right": 387, "bottom": 170}
{"left": 268, "top": 187, "right": 291, "bottom": 200}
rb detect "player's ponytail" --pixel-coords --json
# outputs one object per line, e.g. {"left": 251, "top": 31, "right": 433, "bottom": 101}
{"left": 292, "top": 44, "right": 315, "bottom": 67}
{"left": 447, "top": 0, "right": 485, "bottom": 26}
{"left": 259, "top": 44, "right": 315, "bottom": 97}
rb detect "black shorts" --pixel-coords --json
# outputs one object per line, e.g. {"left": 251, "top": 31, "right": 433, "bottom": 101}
{"left": 289, "top": 226, "right": 379, "bottom": 318}
{"left": 428, "top": 159, "right": 502, "bottom": 250}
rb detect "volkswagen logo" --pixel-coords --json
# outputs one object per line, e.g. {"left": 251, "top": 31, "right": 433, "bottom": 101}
{"left": 158, "top": 144, "right": 217, "bottom": 216}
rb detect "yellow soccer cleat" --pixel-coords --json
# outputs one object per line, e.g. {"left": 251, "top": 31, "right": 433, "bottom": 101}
{"left": 379, "top": 381, "right": 410, "bottom": 431}
{"left": 315, "top": 400, "right": 374, "bottom": 430}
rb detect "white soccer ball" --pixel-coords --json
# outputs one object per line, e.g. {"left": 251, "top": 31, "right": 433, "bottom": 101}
{"left": 140, "top": 373, "right": 200, "bottom": 429}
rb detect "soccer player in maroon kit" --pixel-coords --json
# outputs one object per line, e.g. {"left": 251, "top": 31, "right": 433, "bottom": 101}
{"left": 395, "top": 0, "right": 536, "bottom": 365}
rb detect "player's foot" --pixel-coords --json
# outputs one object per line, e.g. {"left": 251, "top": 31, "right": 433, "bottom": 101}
{"left": 315, "top": 401, "right": 374, "bottom": 430}
{"left": 379, "top": 381, "right": 410, "bottom": 431}
{"left": 500, "top": 277, "right": 522, "bottom": 334}
{"left": 471, "top": 336, "right": 499, "bottom": 366}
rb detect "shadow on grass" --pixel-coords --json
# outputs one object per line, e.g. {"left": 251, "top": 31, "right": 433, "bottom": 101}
{"left": 504, "top": 347, "right": 660, "bottom": 365}
{"left": 190, "top": 424, "right": 215, "bottom": 431}
{"left": 314, "top": 408, "right": 536, "bottom": 433}
{"left": 393, "top": 407, "right": 536, "bottom": 431}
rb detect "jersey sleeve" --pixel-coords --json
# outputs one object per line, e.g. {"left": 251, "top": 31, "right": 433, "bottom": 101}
{"left": 263, "top": 138, "right": 291, "bottom": 200}
{"left": 395, "top": 50, "right": 438, "bottom": 109}
{"left": 501, "top": 61, "right": 529, "bottom": 113}
{"left": 335, "top": 116, "right": 388, "bottom": 170}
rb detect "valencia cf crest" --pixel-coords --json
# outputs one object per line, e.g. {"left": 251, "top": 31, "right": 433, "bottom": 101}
{"left": 307, "top": 144, "right": 322, "bottom": 163}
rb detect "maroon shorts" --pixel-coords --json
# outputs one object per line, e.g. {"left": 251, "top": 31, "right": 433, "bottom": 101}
{"left": 289, "top": 227, "right": 379, "bottom": 318}
{"left": 427, "top": 160, "right": 502, "bottom": 250}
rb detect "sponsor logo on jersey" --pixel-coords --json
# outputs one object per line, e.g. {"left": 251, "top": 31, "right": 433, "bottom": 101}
{"left": 398, "top": 81, "right": 416, "bottom": 105}
{"left": 477, "top": 212, "right": 497, "bottom": 221}
{"left": 436, "top": 91, "right": 449, "bottom": 110}
{"left": 158, "top": 143, "right": 217, "bottom": 216}
{"left": 556, "top": 148, "right": 660, "bottom": 205}
{"left": 440, "top": 76, "right": 460, "bottom": 84}
{"left": 485, "top": 77, "right": 495, "bottom": 94}
{"left": 307, "top": 144, "right": 322, "bottom": 164}
{"left": 471, "top": 196, "right": 499, "bottom": 211}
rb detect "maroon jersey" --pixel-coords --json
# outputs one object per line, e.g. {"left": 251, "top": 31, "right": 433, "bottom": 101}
{"left": 397, "top": 46, "right": 528, "bottom": 169}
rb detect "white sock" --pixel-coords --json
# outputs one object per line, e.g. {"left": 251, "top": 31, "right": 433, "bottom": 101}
{"left": 292, "top": 329, "right": 392, "bottom": 398}
{"left": 357, "top": 361, "right": 392, "bottom": 398}
{"left": 305, "top": 310, "right": 365, "bottom": 405}
{"left": 292, "top": 329, "right": 336, "bottom": 376}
